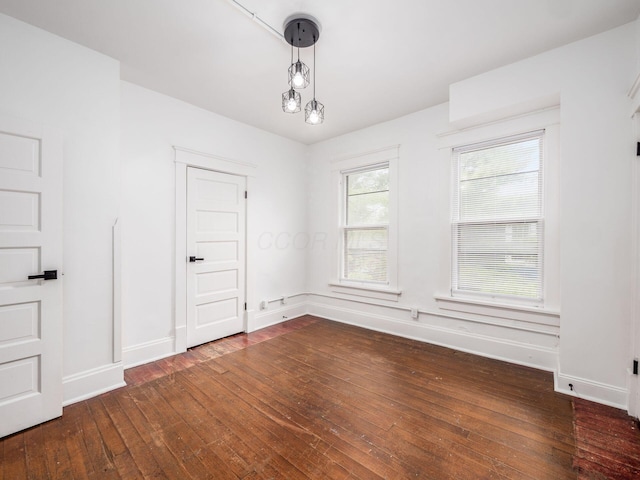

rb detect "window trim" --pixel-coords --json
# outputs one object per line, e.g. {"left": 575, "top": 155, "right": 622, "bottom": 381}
{"left": 436, "top": 108, "right": 560, "bottom": 311}
{"left": 451, "top": 129, "right": 545, "bottom": 306}
{"left": 341, "top": 162, "right": 390, "bottom": 284}
{"left": 329, "top": 145, "right": 400, "bottom": 299}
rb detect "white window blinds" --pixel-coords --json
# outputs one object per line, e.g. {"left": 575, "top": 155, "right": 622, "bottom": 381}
{"left": 451, "top": 130, "right": 544, "bottom": 303}
{"left": 342, "top": 164, "right": 389, "bottom": 283}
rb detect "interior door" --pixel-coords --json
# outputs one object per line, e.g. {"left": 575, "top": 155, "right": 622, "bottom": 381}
{"left": 0, "top": 116, "right": 63, "bottom": 438}
{"left": 186, "top": 167, "right": 246, "bottom": 348}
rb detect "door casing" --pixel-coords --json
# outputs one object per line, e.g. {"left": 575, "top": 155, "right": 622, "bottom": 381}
{"left": 631, "top": 113, "right": 640, "bottom": 418}
{"left": 174, "top": 147, "right": 257, "bottom": 354}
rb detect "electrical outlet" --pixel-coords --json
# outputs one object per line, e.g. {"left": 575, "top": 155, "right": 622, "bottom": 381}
{"left": 281, "top": 296, "right": 288, "bottom": 305}
{"left": 410, "top": 308, "right": 419, "bottom": 319}
{"left": 259, "top": 300, "right": 267, "bottom": 310}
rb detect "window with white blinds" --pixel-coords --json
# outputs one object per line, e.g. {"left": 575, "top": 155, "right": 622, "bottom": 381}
{"left": 451, "top": 130, "right": 544, "bottom": 304}
{"left": 342, "top": 164, "right": 389, "bottom": 284}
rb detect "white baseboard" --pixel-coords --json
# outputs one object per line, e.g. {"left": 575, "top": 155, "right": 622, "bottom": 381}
{"left": 63, "top": 363, "right": 125, "bottom": 406}
{"left": 554, "top": 371, "right": 628, "bottom": 409}
{"left": 123, "top": 336, "right": 176, "bottom": 369}
{"left": 248, "top": 302, "right": 308, "bottom": 332}
{"left": 174, "top": 325, "right": 187, "bottom": 354}
{"left": 308, "top": 301, "right": 558, "bottom": 372}
{"left": 113, "top": 294, "right": 630, "bottom": 411}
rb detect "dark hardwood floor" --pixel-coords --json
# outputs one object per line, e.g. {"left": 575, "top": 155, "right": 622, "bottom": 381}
{"left": 2, "top": 315, "right": 634, "bottom": 479}
{"left": 573, "top": 397, "right": 640, "bottom": 479}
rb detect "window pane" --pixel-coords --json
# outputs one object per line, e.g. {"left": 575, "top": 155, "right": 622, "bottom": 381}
{"left": 454, "top": 221, "right": 542, "bottom": 300}
{"left": 460, "top": 171, "right": 540, "bottom": 221}
{"left": 457, "top": 222, "right": 540, "bottom": 256}
{"left": 347, "top": 168, "right": 388, "bottom": 195}
{"left": 347, "top": 191, "right": 389, "bottom": 225}
{"left": 459, "top": 138, "right": 540, "bottom": 181}
{"left": 344, "top": 228, "right": 388, "bottom": 282}
{"left": 457, "top": 253, "right": 541, "bottom": 298}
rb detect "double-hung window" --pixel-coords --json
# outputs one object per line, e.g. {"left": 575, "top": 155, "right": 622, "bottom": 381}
{"left": 341, "top": 164, "right": 390, "bottom": 284}
{"left": 451, "top": 130, "right": 544, "bottom": 305}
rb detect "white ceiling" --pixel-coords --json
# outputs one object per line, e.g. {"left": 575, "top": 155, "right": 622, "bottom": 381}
{"left": 1, "top": 0, "right": 639, "bottom": 144}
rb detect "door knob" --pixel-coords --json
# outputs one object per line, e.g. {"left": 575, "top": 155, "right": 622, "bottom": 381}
{"left": 28, "top": 270, "right": 58, "bottom": 280}
{"left": 189, "top": 256, "right": 204, "bottom": 262}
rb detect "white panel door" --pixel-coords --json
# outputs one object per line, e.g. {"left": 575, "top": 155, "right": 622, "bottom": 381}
{"left": 0, "top": 117, "right": 63, "bottom": 438}
{"left": 187, "top": 167, "right": 245, "bottom": 347}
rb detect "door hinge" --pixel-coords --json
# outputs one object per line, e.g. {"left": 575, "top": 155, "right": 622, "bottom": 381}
{"left": 244, "top": 191, "right": 247, "bottom": 199}
{"left": 634, "top": 359, "right": 638, "bottom": 375}
{"left": 244, "top": 302, "right": 247, "bottom": 311}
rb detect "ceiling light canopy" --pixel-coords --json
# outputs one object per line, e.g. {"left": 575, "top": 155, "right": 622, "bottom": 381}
{"left": 281, "top": 15, "right": 324, "bottom": 125}
{"left": 283, "top": 16, "right": 320, "bottom": 48}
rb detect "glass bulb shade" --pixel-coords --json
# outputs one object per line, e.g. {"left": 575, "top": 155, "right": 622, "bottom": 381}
{"left": 305, "top": 99, "right": 324, "bottom": 125}
{"left": 281, "top": 88, "right": 301, "bottom": 113}
{"left": 288, "top": 60, "right": 310, "bottom": 89}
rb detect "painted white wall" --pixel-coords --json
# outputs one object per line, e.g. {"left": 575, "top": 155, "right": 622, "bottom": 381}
{"left": 307, "top": 105, "right": 449, "bottom": 307}
{"left": 120, "top": 82, "right": 308, "bottom": 365}
{"left": 307, "top": 22, "right": 637, "bottom": 408}
{"left": 557, "top": 25, "right": 635, "bottom": 407}
{"left": 0, "top": 14, "right": 122, "bottom": 402}
{"left": 307, "top": 102, "right": 561, "bottom": 370}
{"left": 452, "top": 22, "right": 636, "bottom": 407}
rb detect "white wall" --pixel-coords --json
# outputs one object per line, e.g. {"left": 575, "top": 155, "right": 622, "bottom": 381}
{"left": 120, "top": 82, "right": 308, "bottom": 366}
{"left": 306, "top": 103, "right": 561, "bottom": 372}
{"left": 306, "top": 105, "right": 449, "bottom": 307}
{"left": 452, "top": 22, "right": 636, "bottom": 407}
{"left": 307, "top": 22, "right": 637, "bottom": 408}
{"left": 0, "top": 14, "right": 122, "bottom": 403}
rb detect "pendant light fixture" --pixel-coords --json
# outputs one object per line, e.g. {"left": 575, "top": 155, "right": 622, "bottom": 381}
{"left": 281, "top": 87, "right": 301, "bottom": 113}
{"left": 282, "top": 15, "right": 324, "bottom": 125}
{"left": 288, "top": 46, "right": 309, "bottom": 89}
{"left": 281, "top": 43, "right": 301, "bottom": 113}
{"left": 305, "top": 39, "right": 324, "bottom": 125}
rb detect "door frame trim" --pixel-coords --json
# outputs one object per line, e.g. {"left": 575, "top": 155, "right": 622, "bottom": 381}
{"left": 630, "top": 111, "right": 640, "bottom": 418}
{"left": 174, "top": 147, "right": 257, "bottom": 354}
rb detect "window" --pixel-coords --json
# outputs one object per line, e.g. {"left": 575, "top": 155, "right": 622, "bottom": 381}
{"left": 451, "top": 130, "right": 544, "bottom": 304}
{"left": 330, "top": 145, "right": 399, "bottom": 300}
{"left": 341, "top": 164, "right": 390, "bottom": 284}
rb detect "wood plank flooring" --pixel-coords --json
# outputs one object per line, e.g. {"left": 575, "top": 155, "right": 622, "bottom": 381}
{"left": 573, "top": 397, "right": 640, "bottom": 479}
{"left": 0, "top": 315, "right": 593, "bottom": 479}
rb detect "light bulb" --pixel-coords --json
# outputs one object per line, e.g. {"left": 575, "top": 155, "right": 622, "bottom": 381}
{"left": 309, "top": 110, "right": 319, "bottom": 124}
{"left": 287, "top": 97, "right": 298, "bottom": 111}
{"left": 292, "top": 72, "right": 304, "bottom": 88}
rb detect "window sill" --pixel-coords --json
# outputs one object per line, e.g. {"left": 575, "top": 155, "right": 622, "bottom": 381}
{"left": 329, "top": 282, "right": 402, "bottom": 302}
{"left": 434, "top": 294, "right": 560, "bottom": 326}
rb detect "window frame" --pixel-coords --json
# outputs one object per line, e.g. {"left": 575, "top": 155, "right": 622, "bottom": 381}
{"left": 340, "top": 163, "right": 390, "bottom": 285}
{"left": 451, "top": 130, "right": 545, "bottom": 306}
{"left": 329, "top": 146, "right": 400, "bottom": 301}
{"left": 436, "top": 108, "right": 560, "bottom": 314}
